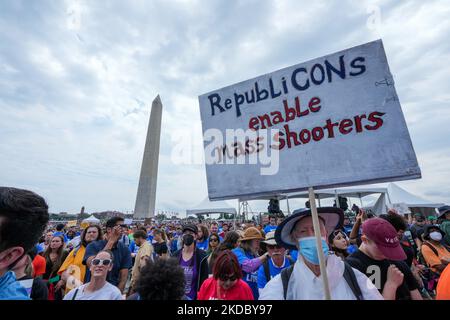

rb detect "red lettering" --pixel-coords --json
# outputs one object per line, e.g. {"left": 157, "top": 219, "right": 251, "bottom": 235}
{"left": 270, "top": 111, "right": 284, "bottom": 125}
{"left": 299, "top": 129, "right": 311, "bottom": 144}
{"left": 311, "top": 126, "right": 324, "bottom": 141}
{"left": 365, "top": 111, "right": 385, "bottom": 130}
{"left": 249, "top": 117, "right": 259, "bottom": 131}
{"left": 258, "top": 114, "right": 272, "bottom": 129}
{"left": 308, "top": 97, "right": 321, "bottom": 112}
{"left": 284, "top": 124, "right": 300, "bottom": 148}
{"left": 323, "top": 119, "right": 339, "bottom": 138}
{"left": 339, "top": 119, "right": 353, "bottom": 134}
{"left": 295, "top": 96, "right": 309, "bottom": 117}
{"left": 354, "top": 114, "right": 366, "bottom": 133}
{"left": 283, "top": 99, "right": 297, "bottom": 122}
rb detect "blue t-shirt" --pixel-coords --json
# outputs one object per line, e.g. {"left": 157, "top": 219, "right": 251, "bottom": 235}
{"left": 129, "top": 241, "right": 140, "bottom": 255}
{"left": 343, "top": 225, "right": 353, "bottom": 235}
{"left": 196, "top": 239, "right": 208, "bottom": 251}
{"left": 232, "top": 248, "right": 259, "bottom": 300}
{"left": 0, "top": 271, "right": 29, "bottom": 300}
{"left": 83, "top": 240, "right": 132, "bottom": 286}
{"left": 290, "top": 249, "right": 298, "bottom": 262}
{"left": 263, "top": 225, "right": 277, "bottom": 234}
{"left": 257, "top": 257, "right": 293, "bottom": 289}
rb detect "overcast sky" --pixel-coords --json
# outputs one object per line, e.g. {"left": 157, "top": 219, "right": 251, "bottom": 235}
{"left": 0, "top": 0, "right": 449, "bottom": 215}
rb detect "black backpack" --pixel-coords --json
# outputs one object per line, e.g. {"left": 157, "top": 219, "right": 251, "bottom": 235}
{"left": 280, "top": 261, "right": 364, "bottom": 300}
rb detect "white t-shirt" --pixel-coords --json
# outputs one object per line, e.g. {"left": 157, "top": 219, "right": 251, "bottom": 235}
{"left": 64, "top": 282, "right": 123, "bottom": 300}
{"left": 259, "top": 254, "right": 383, "bottom": 300}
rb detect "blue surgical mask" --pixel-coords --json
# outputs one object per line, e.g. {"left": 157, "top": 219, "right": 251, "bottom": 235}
{"left": 298, "top": 236, "right": 329, "bottom": 265}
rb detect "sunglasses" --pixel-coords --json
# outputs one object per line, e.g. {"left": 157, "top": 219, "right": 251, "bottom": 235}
{"left": 219, "top": 275, "right": 237, "bottom": 282}
{"left": 92, "top": 259, "right": 112, "bottom": 266}
{"left": 267, "top": 244, "right": 281, "bottom": 250}
{"left": 332, "top": 230, "right": 348, "bottom": 240}
{"left": 210, "top": 238, "right": 219, "bottom": 242}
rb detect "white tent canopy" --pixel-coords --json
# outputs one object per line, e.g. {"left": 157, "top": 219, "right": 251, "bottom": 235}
{"left": 236, "top": 182, "right": 444, "bottom": 216}
{"left": 186, "top": 198, "right": 237, "bottom": 217}
{"left": 385, "top": 183, "right": 444, "bottom": 208}
{"left": 82, "top": 215, "right": 100, "bottom": 223}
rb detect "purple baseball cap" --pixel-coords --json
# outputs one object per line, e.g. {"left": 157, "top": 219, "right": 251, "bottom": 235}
{"left": 362, "top": 218, "right": 406, "bottom": 261}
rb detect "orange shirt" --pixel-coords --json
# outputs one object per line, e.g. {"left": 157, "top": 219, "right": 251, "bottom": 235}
{"left": 437, "top": 264, "right": 450, "bottom": 300}
{"left": 421, "top": 242, "right": 450, "bottom": 273}
{"left": 32, "top": 255, "right": 46, "bottom": 277}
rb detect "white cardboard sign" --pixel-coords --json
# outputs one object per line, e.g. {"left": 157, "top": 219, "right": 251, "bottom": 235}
{"left": 198, "top": 40, "right": 421, "bottom": 201}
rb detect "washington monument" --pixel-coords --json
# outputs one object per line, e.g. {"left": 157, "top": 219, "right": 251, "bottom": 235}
{"left": 134, "top": 95, "right": 162, "bottom": 219}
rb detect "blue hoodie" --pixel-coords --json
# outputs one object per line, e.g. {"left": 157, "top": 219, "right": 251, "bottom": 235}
{"left": 0, "top": 271, "right": 30, "bottom": 300}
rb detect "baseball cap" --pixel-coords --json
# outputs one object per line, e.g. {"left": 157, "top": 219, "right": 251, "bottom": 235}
{"left": 362, "top": 218, "right": 406, "bottom": 261}
{"left": 182, "top": 224, "right": 198, "bottom": 234}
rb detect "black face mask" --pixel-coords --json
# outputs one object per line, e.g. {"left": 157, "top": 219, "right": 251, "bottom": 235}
{"left": 183, "top": 234, "right": 195, "bottom": 246}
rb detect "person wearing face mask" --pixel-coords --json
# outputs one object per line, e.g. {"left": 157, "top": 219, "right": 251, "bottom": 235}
{"left": 171, "top": 224, "right": 209, "bottom": 300}
{"left": 260, "top": 207, "right": 382, "bottom": 300}
{"left": 257, "top": 231, "right": 293, "bottom": 294}
{"left": 421, "top": 225, "right": 450, "bottom": 275}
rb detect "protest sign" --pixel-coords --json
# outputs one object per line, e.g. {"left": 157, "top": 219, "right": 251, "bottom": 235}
{"left": 67, "top": 220, "right": 77, "bottom": 227}
{"left": 199, "top": 39, "right": 421, "bottom": 201}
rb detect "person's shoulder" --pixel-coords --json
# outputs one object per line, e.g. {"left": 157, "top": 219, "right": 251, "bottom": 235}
{"left": 237, "top": 279, "right": 253, "bottom": 291}
{"left": 259, "top": 274, "right": 283, "bottom": 300}
{"left": 88, "top": 239, "right": 105, "bottom": 248}
{"left": 392, "top": 260, "right": 413, "bottom": 274}
{"left": 197, "top": 248, "right": 208, "bottom": 259}
{"left": 345, "top": 251, "right": 367, "bottom": 269}
{"left": 104, "top": 282, "right": 121, "bottom": 292}
{"left": 231, "top": 247, "right": 242, "bottom": 255}
{"left": 201, "top": 277, "right": 215, "bottom": 287}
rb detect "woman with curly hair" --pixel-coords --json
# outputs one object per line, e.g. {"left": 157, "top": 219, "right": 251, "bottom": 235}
{"left": 128, "top": 258, "right": 187, "bottom": 300}
{"left": 198, "top": 250, "right": 254, "bottom": 300}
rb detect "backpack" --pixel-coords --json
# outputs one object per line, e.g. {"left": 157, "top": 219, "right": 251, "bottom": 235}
{"left": 421, "top": 241, "right": 450, "bottom": 269}
{"left": 280, "top": 261, "right": 364, "bottom": 300}
{"left": 262, "top": 257, "right": 294, "bottom": 284}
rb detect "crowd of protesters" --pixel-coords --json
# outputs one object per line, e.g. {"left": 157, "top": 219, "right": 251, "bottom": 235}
{"left": 1, "top": 186, "right": 450, "bottom": 300}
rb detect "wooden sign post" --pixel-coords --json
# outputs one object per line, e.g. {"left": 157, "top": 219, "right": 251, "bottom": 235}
{"left": 308, "top": 187, "right": 331, "bottom": 300}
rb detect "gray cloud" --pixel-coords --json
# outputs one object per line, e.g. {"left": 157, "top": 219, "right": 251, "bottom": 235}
{"left": 0, "top": 0, "right": 449, "bottom": 213}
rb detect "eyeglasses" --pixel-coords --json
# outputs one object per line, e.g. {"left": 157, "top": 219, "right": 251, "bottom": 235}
{"left": 219, "top": 275, "right": 237, "bottom": 282}
{"left": 92, "top": 259, "right": 112, "bottom": 266}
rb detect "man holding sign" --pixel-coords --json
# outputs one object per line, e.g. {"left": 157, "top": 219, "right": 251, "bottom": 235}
{"left": 199, "top": 40, "right": 421, "bottom": 300}
{"left": 259, "top": 207, "right": 382, "bottom": 300}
